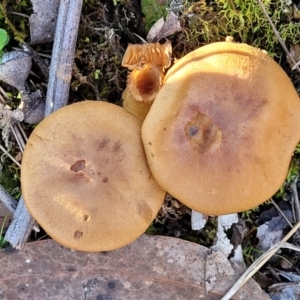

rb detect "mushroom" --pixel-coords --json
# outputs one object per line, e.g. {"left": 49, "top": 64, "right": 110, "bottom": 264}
{"left": 142, "top": 40, "right": 300, "bottom": 215}
{"left": 121, "top": 41, "right": 172, "bottom": 120}
{"left": 121, "top": 41, "right": 172, "bottom": 70}
{"left": 21, "top": 101, "right": 165, "bottom": 251}
{"left": 122, "top": 63, "right": 164, "bottom": 120}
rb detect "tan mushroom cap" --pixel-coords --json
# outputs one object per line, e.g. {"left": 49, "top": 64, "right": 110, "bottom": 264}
{"left": 21, "top": 101, "right": 165, "bottom": 251}
{"left": 142, "top": 41, "right": 300, "bottom": 215}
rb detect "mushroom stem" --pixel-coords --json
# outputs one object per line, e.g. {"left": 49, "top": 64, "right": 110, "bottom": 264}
{"left": 122, "top": 63, "right": 164, "bottom": 120}
{"left": 122, "top": 87, "right": 153, "bottom": 120}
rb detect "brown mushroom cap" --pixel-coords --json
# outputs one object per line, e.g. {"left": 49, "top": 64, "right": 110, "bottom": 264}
{"left": 21, "top": 101, "right": 165, "bottom": 251}
{"left": 142, "top": 41, "right": 300, "bottom": 215}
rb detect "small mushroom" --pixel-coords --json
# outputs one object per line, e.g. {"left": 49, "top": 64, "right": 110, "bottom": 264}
{"left": 142, "top": 40, "right": 300, "bottom": 215}
{"left": 121, "top": 41, "right": 172, "bottom": 70}
{"left": 21, "top": 101, "right": 165, "bottom": 251}
{"left": 122, "top": 63, "right": 164, "bottom": 120}
{"left": 121, "top": 41, "right": 172, "bottom": 120}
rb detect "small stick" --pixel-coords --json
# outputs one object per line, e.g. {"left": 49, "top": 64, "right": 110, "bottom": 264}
{"left": 270, "top": 198, "right": 293, "bottom": 228}
{"left": 45, "top": 0, "right": 83, "bottom": 116}
{"left": 4, "top": 0, "right": 84, "bottom": 248}
{"left": 290, "top": 176, "right": 300, "bottom": 223}
{"left": 0, "top": 145, "right": 21, "bottom": 168}
{"left": 0, "top": 184, "right": 18, "bottom": 213}
{"left": 16, "top": 122, "right": 28, "bottom": 143}
{"left": 10, "top": 124, "right": 26, "bottom": 152}
{"left": 4, "top": 197, "right": 36, "bottom": 249}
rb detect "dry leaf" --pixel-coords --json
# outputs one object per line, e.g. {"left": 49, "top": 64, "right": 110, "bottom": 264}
{"left": 0, "top": 51, "right": 32, "bottom": 91}
{"left": 256, "top": 210, "right": 292, "bottom": 252}
{"left": 19, "top": 90, "right": 45, "bottom": 124}
{"left": 147, "top": 12, "right": 182, "bottom": 42}
{"left": 29, "top": 0, "right": 60, "bottom": 44}
{"left": 269, "top": 282, "right": 300, "bottom": 300}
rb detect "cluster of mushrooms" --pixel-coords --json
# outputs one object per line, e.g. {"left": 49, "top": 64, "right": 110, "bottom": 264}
{"left": 21, "top": 39, "right": 300, "bottom": 252}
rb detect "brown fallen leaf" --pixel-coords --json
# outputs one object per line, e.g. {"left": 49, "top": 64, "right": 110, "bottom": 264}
{"left": 287, "top": 44, "right": 300, "bottom": 70}
{"left": 29, "top": 0, "right": 60, "bottom": 44}
{"left": 0, "top": 235, "right": 270, "bottom": 299}
{"left": 147, "top": 12, "right": 182, "bottom": 42}
{"left": 0, "top": 51, "right": 32, "bottom": 91}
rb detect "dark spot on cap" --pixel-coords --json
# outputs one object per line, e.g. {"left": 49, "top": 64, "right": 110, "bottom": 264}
{"left": 112, "top": 141, "right": 122, "bottom": 152}
{"left": 70, "top": 160, "right": 86, "bottom": 172}
{"left": 97, "top": 138, "right": 110, "bottom": 151}
{"left": 83, "top": 214, "right": 90, "bottom": 221}
{"left": 67, "top": 266, "right": 76, "bottom": 272}
{"left": 102, "top": 177, "right": 109, "bottom": 183}
{"left": 185, "top": 112, "right": 222, "bottom": 154}
{"left": 151, "top": 153, "right": 154, "bottom": 157}
{"left": 74, "top": 230, "right": 83, "bottom": 239}
{"left": 188, "top": 125, "right": 198, "bottom": 136}
{"left": 137, "top": 201, "right": 153, "bottom": 224}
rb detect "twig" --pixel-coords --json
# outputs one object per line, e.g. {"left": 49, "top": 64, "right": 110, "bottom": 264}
{"left": 0, "top": 86, "right": 9, "bottom": 103}
{"left": 10, "top": 124, "right": 26, "bottom": 152}
{"left": 16, "top": 122, "right": 28, "bottom": 143}
{"left": 4, "top": 197, "right": 36, "bottom": 248}
{"left": 0, "top": 145, "right": 21, "bottom": 168}
{"left": 221, "top": 221, "right": 300, "bottom": 300}
{"left": 0, "top": 184, "right": 17, "bottom": 213}
{"left": 290, "top": 176, "right": 300, "bottom": 223}
{"left": 257, "top": 0, "right": 300, "bottom": 73}
{"left": 7, "top": 11, "right": 30, "bottom": 19}
{"left": 45, "top": 0, "right": 83, "bottom": 116}
{"left": 4, "top": 0, "right": 84, "bottom": 249}
{"left": 292, "top": 60, "right": 300, "bottom": 71}
{"left": 270, "top": 198, "right": 293, "bottom": 228}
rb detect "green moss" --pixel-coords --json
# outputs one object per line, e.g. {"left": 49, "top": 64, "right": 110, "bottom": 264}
{"left": 0, "top": 163, "right": 20, "bottom": 196}
{"left": 141, "top": 0, "right": 167, "bottom": 32}
{"left": 0, "top": 0, "right": 31, "bottom": 42}
{"left": 182, "top": 0, "right": 299, "bottom": 57}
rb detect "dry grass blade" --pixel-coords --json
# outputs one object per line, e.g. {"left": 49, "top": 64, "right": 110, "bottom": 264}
{"left": 292, "top": 60, "right": 300, "bottom": 71}
{"left": 0, "top": 144, "right": 21, "bottom": 167}
{"left": 10, "top": 124, "right": 26, "bottom": 152}
{"left": 221, "top": 221, "right": 300, "bottom": 300}
{"left": 270, "top": 198, "right": 293, "bottom": 228}
{"left": 290, "top": 176, "right": 300, "bottom": 223}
